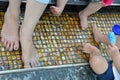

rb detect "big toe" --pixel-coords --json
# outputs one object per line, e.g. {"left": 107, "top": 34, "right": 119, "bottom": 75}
{"left": 50, "top": 6, "right": 56, "bottom": 12}
{"left": 50, "top": 6, "right": 56, "bottom": 10}
{"left": 14, "top": 41, "right": 19, "bottom": 50}
{"left": 24, "top": 63, "right": 31, "bottom": 68}
{"left": 3, "top": 39, "right": 7, "bottom": 47}
{"left": 50, "top": 6, "right": 60, "bottom": 16}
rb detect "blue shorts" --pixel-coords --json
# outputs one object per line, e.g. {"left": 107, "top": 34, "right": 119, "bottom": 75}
{"left": 36, "top": 0, "right": 50, "bottom": 4}
{"left": 98, "top": 61, "right": 114, "bottom": 80}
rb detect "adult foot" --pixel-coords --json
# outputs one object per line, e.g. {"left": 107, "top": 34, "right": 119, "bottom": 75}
{"left": 20, "top": 30, "right": 40, "bottom": 68}
{"left": 79, "top": 11, "right": 88, "bottom": 30}
{"left": 1, "top": 8, "right": 19, "bottom": 51}
{"left": 92, "top": 24, "right": 103, "bottom": 42}
{"left": 50, "top": 6, "right": 62, "bottom": 16}
{"left": 82, "top": 43, "right": 98, "bottom": 54}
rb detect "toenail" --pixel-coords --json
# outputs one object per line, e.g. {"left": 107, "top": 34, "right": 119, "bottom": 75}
{"left": 14, "top": 47, "right": 18, "bottom": 50}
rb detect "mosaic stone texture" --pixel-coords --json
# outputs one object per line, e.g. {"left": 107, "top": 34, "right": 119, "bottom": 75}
{"left": 0, "top": 8, "right": 119, "bottom": 70}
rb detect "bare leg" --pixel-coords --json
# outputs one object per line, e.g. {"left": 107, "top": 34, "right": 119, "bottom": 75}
{"left": 82, "top": 43, "right": 108, "bottom": 74}
{"left": 50, "top": 0, "right": 68, "bottom": 16}
{"left": 92, "top": 24, "right": 109, "bottom": 43}
{"left": 92, "top": 24, "right": 120, "bottom": 49}
{"left": 20, "top": 0, "right": 47, "bottom": 68}
{"left": 79, "top": 2, "right": 104, "bottom": 30}
{"left": 1, "top": 0, "right": 21, "bottom": 51}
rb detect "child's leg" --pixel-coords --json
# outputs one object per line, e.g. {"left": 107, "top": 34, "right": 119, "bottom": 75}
{"left": 82, "top": 43, "right": 108, "bottom": 74}
{"left": 20, "top": 0, "right": 47, "bottom": 68}
{"left": 92, "top": 24, "right": 120, "bottom": 49}
{"left": 92, "top": 24, "right": 109, "bottom": 44}
{"left": 79, "top": 2, "right": 104, "bottom": 30}
{"left": 50, "top": 0, "right": 68, "bottom": 16}
{"left": 1, "top": 0, "right": 21, "bottom": 51}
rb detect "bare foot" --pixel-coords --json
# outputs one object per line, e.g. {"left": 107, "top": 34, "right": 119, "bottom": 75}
{"left": 79, "top": 11, "right": 88, "bottom": 30}
{"left": 20, "top": 30, "right": 40, "bottom": 68}
{"left": 82, "top": 43, "right": 98, "bottom": 54}
{"left": 1, "top": 8, "right": 19, "bottom": 51}
{"left": 50, "top": 6, "right": 63, "bottom": 16}
{"left": 92, "top": 24, "right": 103, "bottom": 42}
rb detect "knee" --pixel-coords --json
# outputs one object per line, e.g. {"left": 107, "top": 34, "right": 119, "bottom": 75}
{"left": 89, "top": 56, "right": 108, "bottom": 74}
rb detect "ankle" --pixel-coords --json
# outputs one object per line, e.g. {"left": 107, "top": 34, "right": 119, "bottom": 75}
{"left": 6, "top": 7, "right": 20, "bottom": 19}
{"left": 79, "top": 11, "right": 88, "bottom": 18}
{"left": 90, "top": 47, "right": 99, "bottom": 54}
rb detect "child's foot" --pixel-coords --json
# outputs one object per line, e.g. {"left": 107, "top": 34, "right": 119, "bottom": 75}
{"left": 92, "top": 24, "right": 103, "bottom": 42}
{"left": 79, "top": 11, "right": 88, "bottom": 30}
{"left": 82, "top": 43, "right": 98, "bottom": 54}
{"left": 1, "top": 8, "right": 19, "bottom": 51}
{"left": 50, "top": 6, "right": 63, "bottom": 16}
{"left": 20, "top": 30, "right": 40, "bottom": 68}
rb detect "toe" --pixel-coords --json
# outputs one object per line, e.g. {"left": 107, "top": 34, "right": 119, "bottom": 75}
{"left": 34, "top": 58, "right": 40, "bottom": 67}
{"left": 50, "top": 6, "right": 60, "bottom": 16}
{"left": 6, "top": 41, "right": 11, "bottom": 50}
{"left": 1, "top": 37, "right": 5, "bottom": 43}
{"left": 50, "top": 6, "right": 55, "bottom": 9}
{"left": 36, "top": 60, "right": 40, "bottom": 67}
{"left": 9, "top": 42, "right": 14, "bottom": 51}
{"left": 82, "top": 27, "right": 86, "bottom": 30}
{"left": 3, "top": 39, "right": 7, "bottom": 47}
{"left": 14, "top": 41, "right": 19, "bottom": 50}
{"left": 50, "top": 6, "right": 55, "bottom": 12}
{"left": 31, "top": 58, "right": 40, "bottom": 67}
{"left": 24, "top": 63, "right": 31, "bottom": 68}
{"left": 31, "top": 61, "right": 35, "bottom": 67}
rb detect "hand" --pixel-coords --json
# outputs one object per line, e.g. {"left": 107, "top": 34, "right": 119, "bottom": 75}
{"left": 107, "top": 43, "right": 119, "bottom": 58}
